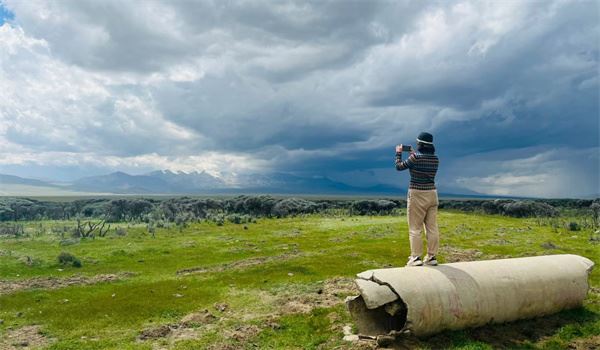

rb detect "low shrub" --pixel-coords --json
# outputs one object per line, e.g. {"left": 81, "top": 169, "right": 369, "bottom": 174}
{"left": 271, "top": 198, "right": 319, "bottom": 217}
{"left": 482, "top": 200, "right": 559, "bottom": 218}
{"left": 0, "top": 223, "right": 25, "bottom": 237}
{"left": 57, "top": 252, "right": 82, "bottom": 268}
{"left": 349, "top": 200, "right": 397, "bottom": 215}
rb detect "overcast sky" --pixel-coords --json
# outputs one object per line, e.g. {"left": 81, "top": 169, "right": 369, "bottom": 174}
{"left": 0, "top": 0, "right": 598, "bottom": 198}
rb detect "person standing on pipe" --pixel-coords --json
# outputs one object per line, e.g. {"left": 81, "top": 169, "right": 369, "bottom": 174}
{"left": 395, "top": 132, "right": 440, "bottom": 267}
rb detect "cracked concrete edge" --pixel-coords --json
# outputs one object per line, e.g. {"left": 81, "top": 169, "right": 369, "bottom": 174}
{"left": 356, "top": 270, "right": 374, "bottom": 280}
{"left": 354, "top": 278, "right": 398, "bottom": 309}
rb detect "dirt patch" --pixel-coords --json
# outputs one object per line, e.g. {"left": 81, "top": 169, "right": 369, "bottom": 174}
{"left": 279, "top": 277, "right": 358, "bottom": 315}
{"left": 180, "top": 310, "right": 217, "bottom": 327}
{"left": 139, "top": 309, "right": 219, "bottom": 344}
{"left": 0, "top": 272, "right": 135, "bottom": 295}
{"left": 176, "top": 252, "right": 305, "bottom": 276}
{"left": 139, "top": 325, "right": 171, "bottom": 340}
{"left": 225, "top": 324, "right": 261, "bottom": 342}
{"left": 438, "top": 246, "right": 483, "bottom": 263}
{"left": 0, "top": 325, "right": 53, "bottom": 349}
{"left": 567, "top": 335, "right": 600, "bottom": 349}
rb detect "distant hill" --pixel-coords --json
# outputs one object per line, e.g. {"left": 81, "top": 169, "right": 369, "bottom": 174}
{"left": 70, "top": 171, "right": 172, "bottom": 194}
{"left": 147, "top": 170, "right": 226, "bottom": 191}
{"left": 0, "top": 174, "right": 56, "bottom": 187}
{"left": 0, "top": 171, "right": 505, "bottom": 197}
{"left": 68, "top": 170, "right": 398, "bottom": 195}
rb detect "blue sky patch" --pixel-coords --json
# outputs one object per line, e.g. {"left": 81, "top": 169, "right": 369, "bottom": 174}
{"left": 0, "top": 3, "right": 14, "bottom": 25}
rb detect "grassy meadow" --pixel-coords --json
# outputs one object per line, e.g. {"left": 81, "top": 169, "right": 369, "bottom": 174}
{"left": 0, "top": 211, "right": 598, "bottom": 349}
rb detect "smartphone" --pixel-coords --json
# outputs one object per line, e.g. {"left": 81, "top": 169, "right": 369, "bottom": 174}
{"left": 401, "top": 145, "right": 413, "bottom": 152}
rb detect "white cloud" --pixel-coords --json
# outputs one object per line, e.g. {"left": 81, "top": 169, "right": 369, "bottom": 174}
{"left": 0, "top": 23, "right": 204, "bottom": 157}
{"left": 451, "top": 148, "right": 599, "bottom": 198}
{"left": 0, "top": 149, "right": 268, "bottom": 178}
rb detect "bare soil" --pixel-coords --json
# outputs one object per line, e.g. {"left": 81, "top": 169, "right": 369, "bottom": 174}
{"left": 0, "top": 325, "right": 52, "bottom": 350}
{"left": 176, "top": 252, "right": 305, "bottom": 276}
{"left": 0, "top": 272, "right": 135, "bottom": 295}
{"left": 180, "top": 310, "right": 217, "bottom": 327}
{"left": 139, "top": 309, "right": 219, "bottom": 344}
{"left": 138, "top": 277, "right": 358, "bottom": 347}
{"left": 278, "top": 277, "right": 358, "bottom": 314}
{"left": 567, "top": 335, "right": 600, "bottom": 349}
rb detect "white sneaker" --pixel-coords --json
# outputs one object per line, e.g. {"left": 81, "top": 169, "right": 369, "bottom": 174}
{"left": 406, "top": 256, "right": 423, "bottom": 267}
{"left": 424, "top": 255, "right": 438, "bottom": 266}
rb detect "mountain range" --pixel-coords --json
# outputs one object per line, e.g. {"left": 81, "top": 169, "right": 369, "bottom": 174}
{"left": 0, "top": 170, "right": 409, "bottom": 196}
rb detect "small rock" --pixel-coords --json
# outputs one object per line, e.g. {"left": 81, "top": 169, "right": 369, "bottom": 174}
{"left": 111, "top": 294, "right": 116, "bottom": 298}
{"left": 343, "top": 334, "right": 359, "bottom": 341}
{"left": 214, "top": 303, "right": 228, "bottom": 312}
{"left": 15, "top": 312, "right": 23, "bottom": 317}
{"left": 18, "top": 341, "right": 29, "bottom": 347}
{"left": 173, "top": 293, "right": 183, "bottom": 298}
{"left": 0, "top": 319, "right": 4, "bottom": 324}
{"left": 287, "top": 272, "right": 294, "bottom": 276}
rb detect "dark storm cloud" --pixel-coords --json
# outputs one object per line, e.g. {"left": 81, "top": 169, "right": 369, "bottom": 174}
{"left": 6, "top": 1, "right": 395, "bottom": 74}
{"left": 1, "top": 0, "right": 598, "bottom": 197}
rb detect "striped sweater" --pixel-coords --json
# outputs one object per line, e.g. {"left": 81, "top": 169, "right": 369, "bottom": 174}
{"left": 395, "top": 151, "right": 439, "bottom": 190}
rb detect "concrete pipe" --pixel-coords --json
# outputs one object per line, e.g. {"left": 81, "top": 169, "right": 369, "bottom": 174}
{"left": 347, "top": 254, "right": 594, "bottom": 337}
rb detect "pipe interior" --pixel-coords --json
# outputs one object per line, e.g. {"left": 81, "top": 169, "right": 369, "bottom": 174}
{"left": 348, "top": 295, "right": 408, "bottom": 336}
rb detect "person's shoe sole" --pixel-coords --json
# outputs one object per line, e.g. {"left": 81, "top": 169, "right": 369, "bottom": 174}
{"left": 406, "top": 261, "right": 423, "bottom": 267}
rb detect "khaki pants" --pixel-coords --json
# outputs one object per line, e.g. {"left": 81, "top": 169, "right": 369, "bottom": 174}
{"left": 407, "top": 189, "right": 439, "bottom": 257}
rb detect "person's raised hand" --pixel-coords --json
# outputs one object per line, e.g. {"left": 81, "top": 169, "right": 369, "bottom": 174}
{"left": 396, "top": 144, "right": 402, "bottom": 153}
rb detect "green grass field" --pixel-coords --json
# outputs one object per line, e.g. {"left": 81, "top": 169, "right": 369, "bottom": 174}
{"left": 0, "top": 211, "right": 598, "bottom": 349}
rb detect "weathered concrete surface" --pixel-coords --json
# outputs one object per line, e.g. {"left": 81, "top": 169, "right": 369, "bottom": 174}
{"left": 348, "top": 254, "right": 594, "bottom": 337}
